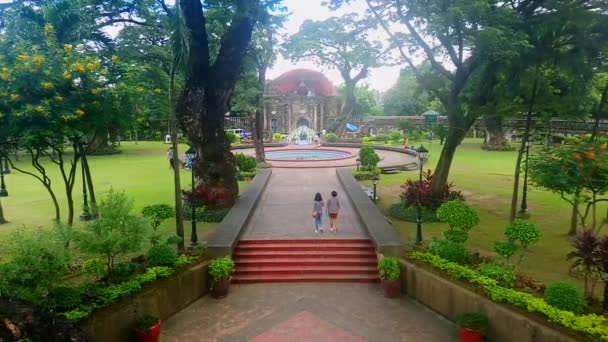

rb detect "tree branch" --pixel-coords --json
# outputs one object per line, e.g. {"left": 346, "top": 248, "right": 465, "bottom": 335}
{"left": 158, "top": 0, "right": 173, "bottom": 17}
{"left": 394, "top": 1, "right": 454, "bottom": 80}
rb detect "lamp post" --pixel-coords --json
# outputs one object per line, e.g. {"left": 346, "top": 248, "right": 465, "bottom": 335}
{"left": 3, "top": 157, "right": 9, "bottom": 174}
{"left": 518, "top": 139, "right": 532, "bottom": 218}
{"left": 79, "top": 143, "right": 92, "bottom": 221}
{"left": 372, "top": 175, "right": 379, "bottom": 202}
{"left": 0, "top": 155, "right": 7, "bottom": 197}
{"left": 186, "top": 148, "right": 198, "bottom": 245}
{"left": 415, "top": 145, "right": 429, "bottom": 245}
{"left": 356, "top": 158, "right": 361, "bottom": 172}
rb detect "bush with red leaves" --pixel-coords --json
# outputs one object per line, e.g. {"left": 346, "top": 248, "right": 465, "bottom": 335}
{"left": 399, "top": 169, "right": 464, "bottom": 210}
{"left": 182, "top": 185, "right": 227, "bottom": 210}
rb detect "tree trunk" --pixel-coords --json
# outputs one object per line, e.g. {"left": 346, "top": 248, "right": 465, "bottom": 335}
{"left": 170, "top": 68, "right": 185, "bottom": 253}
{"left": 0, "top": 198, "right": 7, "bottom": 224}
{"left": 342, "top": 81, "right": 357, "bottom": 117}
{"left": 604, "top": 281, "right": 608, "bottom": 313}
{"left": 510, "top": 76, "right": 538, "bottom": 222}
{"left": 253, "top": 66, "right": 266, "bottom": 162}
{"left": 82, "top": 154, "right": 97, "bottom": 216}
{"left": 592, "top": 82, "right": 607, "bottom": 141}
{"left": 179, "top": 87, "right": 239, "bottom": 208}
{"left": 429, "top": 127, "right": 467, "bottom": 197}
{"left": 569, "top": 192, "right": 580, "bottom": 236}
{"left": 483, "top": 113, "right": 506, "bottom": 148}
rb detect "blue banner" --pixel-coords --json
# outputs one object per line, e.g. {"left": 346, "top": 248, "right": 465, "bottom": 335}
{"left": 346, "top": 122, "right": 358, "bottom": 132}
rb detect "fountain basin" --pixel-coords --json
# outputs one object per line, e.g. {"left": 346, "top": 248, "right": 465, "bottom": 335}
{"left": 265, "top": 148, "right": 352, "bottom": 161}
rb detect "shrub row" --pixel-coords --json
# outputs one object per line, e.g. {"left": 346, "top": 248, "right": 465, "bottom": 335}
{"left": 64, "top": 256, "right": 195, "bottom": 321}
{"left": 183, "top": 207, "right": 230, "bottom": 222}
{"left": 352, "top": 168, "right": 380, "bottom": 180}
{"left": 238, "top": 171, "right": 256, "bottom": 180}
{"left": 388, "top": 203, "right": 440, "bottom": 223}
{"left": 409, "top": 252, "right": 608, "bottom": 341}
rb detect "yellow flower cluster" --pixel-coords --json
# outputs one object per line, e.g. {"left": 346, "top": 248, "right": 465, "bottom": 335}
{"left": 75, "top": 109, "right": 85, "bottom": 117}
{"left": 35, "top": 106, "right": 45, "bottom": 114}
{"left": 44, "top": 24, "right": 54, "bottom": 35}
{"left": 110, "top": 55, "right": 120, "bottom": 64}
{"left": 63, "top": 71, "right": 72, "bottom": 80}
{"left": 71, "top": 61, "right": 85, "bottom": 73}
{"left": 62, "top": 115, "right": 76, "bottom": 122}
{"left": 135, "top": 87, "right": 145, "bottom": 94}
{"left": 40, "top": 81, "right": 54, "bottom": 90}
{"left": 32, "top": 55, "right": 44, "bottom": 66}
{"left": 63, "top": 44, "right": 73, "bottom": 53}
{"left": 91, "top": 88, "right": 103, "bottom": 95}
{"left": 54, "top": 95, "right": 64, "bottom": 102}
{"left": 16, "top": 53, "right": 29, "bottom": 62}
{"left": 9, "top": 94, "right": 19, "bottom": 101}
{"left": 0, "top": 68, "right": 9, "bottom": 81}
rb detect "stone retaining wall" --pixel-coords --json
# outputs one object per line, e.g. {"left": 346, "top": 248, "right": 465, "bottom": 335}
{"left": 336, "top": 168, "right": 403, "bottom": 256}
{"left": 400, "top": 259, "right": 584, "bottom": 342}
{"left": 81, "top": 261, "right": 210, "bottom": 342}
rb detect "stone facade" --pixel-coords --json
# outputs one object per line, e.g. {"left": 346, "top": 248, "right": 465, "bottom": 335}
{"left": 263, "top": 69, "right": 340, "bottom": 133}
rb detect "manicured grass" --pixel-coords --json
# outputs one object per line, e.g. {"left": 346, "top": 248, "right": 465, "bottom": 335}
{"left": 362, "top": 139, "right": 607, "bottom": 287}
{"left": 0, "top": 141, "right": 249, "bottom": 259}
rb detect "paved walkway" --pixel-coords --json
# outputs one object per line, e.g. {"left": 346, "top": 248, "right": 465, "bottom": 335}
{"left": 161, "top": 283, "right": 456, "bottom": 342}
{"left": 241, "top": 168, "right": 367, "bottom": 240}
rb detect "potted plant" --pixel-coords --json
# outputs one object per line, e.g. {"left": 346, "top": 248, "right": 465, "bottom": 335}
{"left": 378, "top": 256, "right": 401, "bottom": 298}
{"left": 133, "top": 314, "right": 161, "bottom": 342}
{"left": 209, "top": 257, "right": 235, "bottom": 298}
{"left": 457, "top": 312, "right": 488, "bottom": 342}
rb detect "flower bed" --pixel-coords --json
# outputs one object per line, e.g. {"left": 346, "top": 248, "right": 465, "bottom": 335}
{"left": 409, "top": 252, "right": 608, "bottom": 341}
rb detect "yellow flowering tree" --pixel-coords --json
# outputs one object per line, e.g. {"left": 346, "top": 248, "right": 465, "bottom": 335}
{"left": 0, "top": 24, "right": 133, "bottom": 225}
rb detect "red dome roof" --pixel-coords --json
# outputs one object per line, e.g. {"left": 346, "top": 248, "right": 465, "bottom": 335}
{"left": 270, "top": 69, "right": 336, "bottom": 96}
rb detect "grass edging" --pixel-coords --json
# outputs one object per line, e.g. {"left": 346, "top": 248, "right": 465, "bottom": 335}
{"left": 409, "top": 252, "right": 608, "bottom": 341}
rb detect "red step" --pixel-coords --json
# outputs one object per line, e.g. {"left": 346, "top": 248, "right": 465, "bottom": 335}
{"left": 232, "top": 273, "right": 380, "bottom": 284}
{"left": 235, "top": 257, "right": 378, "bottom": 267}
{"left": 231, "top": 239, "right": 379, "bottom": 284}
{"left": 234, "top": 265, "right": 378, "bottom": 276}
{"left": 235, "top": 242, "right": 375, "bottom": 252}
{"left": 233, "top": 250, "right": 376, "bottom": 258}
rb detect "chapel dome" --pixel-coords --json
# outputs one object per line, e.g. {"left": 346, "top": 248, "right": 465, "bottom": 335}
{"left": 270, "top": 69, "right": 336, "bottom": 96}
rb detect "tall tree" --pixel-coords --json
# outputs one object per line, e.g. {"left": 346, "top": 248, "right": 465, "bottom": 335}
{"left": 336, "top": 84, "right": 383, "bottom": 116}
{"left": 176, "top": 0, "right": 280, "bottom": 207}
{"left": 283, "top": 13, "right": 383, "bottom": 122}
{"left": 383, "top": 66, "right": 439, "bottom": 116}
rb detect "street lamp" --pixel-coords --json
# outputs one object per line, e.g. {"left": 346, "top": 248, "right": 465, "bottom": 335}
{"left": 372, "top": 175, "right": 379, "bottom": 202}
{"left": 356, "top": 158, "right": 361, "bottom": 172}
{"left": 186, "top": 148, "right": 198, "bottom": 245}
{"left": 518, "top": 139, "right": 532, "bottom": 218}
{"left": 415, "top": 145, "right": 429, "bottom": 245}
{"left": 3, "top": 157, "right": 9, "bottom": 174}
{"left": 79, "top": 143, "right": 92, "bottom": 221}
{"left": 0, "top": 155, "right": 7, "bottom": 197}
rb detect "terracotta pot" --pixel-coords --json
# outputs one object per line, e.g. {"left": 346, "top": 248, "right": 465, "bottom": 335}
{"left": 211, "top": 278, "right": 231, "bottom": 298}
{"left": 381, "top": 278, "right": 400, "bottom": 298}
{"left": 133, "top": 321, "right": 161, "bottom": 342}
{"left": 458, "top": 327, "right": 483, "bottom": 342}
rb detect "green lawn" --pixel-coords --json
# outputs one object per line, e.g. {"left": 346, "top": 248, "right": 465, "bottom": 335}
{"left": 363, "top": 138, "right": 607, "bottom": 287}
{"left": 0, "top": 141, "right": 249, "bottom": 259}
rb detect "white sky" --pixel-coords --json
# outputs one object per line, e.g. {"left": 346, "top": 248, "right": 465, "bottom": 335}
{"left": 268, "top": 0, "right": 401, "bottom": 92}
{"left": 0, "top": 0, "right": 402, "bottom": 91}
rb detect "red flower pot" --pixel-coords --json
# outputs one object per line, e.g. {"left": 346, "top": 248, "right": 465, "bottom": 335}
{"left": 211, "top": 278, "right": 231, "bottom": 298}
{"left": 458, "top": 327, "right": 483, "bottom": 342}
{"left": 381, "top": 278, "right": 400, "bottom": 298}
{"left": 133, "top": 321, "right": 161, "bottom": 342}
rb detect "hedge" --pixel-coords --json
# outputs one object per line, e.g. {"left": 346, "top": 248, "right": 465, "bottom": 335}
{"left": 409, "top": 252, "right": 608, "bottom": 341}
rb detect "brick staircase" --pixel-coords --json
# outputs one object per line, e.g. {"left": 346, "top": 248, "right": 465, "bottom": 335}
{"left": 232, "top": 239, "right": 379, "bottom": 283}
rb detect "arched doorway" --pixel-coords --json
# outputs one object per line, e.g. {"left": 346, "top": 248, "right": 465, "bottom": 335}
{"left": 296, "top": 118, "right": 310, "bottom": 128}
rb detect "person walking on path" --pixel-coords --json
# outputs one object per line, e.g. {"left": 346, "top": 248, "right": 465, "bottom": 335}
{"left": 313, "top": 192, "right": 324, "bottom": 234}
{"left": 326, "top": 190, "right": 340, "bottom": 233}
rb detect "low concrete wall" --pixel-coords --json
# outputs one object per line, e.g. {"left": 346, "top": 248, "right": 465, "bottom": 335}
{"left": 231, "top": 143, "right": 286, "bottom": 150}
{"left": 400, "top": 259, "right": 584, "bottom": 342}
{"left": 323, "top": 142, "right": 419, "bottom": 170}
{"left": 207, "top": 169, "right": 272, "bottom": 257}
{"left": 336, "top": 168, "right": 403, "bottom": 256}
{"left": 81, "top": 261, "right": 210, "bottom": 342}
